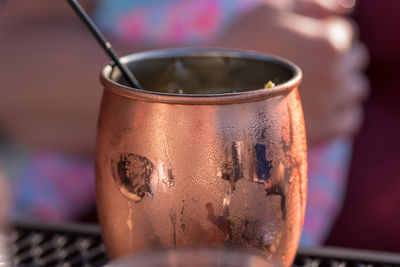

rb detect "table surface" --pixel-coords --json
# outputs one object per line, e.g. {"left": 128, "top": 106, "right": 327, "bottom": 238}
{"left": 8, "top": 219, "right": 400, "bottom": 267}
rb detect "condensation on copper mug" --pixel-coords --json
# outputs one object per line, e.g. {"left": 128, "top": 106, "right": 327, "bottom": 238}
{"left": 96, "top": 49, "right": 307, "bottom": 267}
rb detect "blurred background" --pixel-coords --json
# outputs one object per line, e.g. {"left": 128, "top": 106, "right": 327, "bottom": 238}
{"left": 0, "top": 0, "right": 399, "bottom": 253}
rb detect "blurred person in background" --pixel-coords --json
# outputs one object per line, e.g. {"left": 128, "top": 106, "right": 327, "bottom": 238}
{"left": 326, "top": 0, "right": 400, "bottom": 253}
{"left": 0, "top": 0, "right": 368, "bottom": 247}
{"left": 0, "top": 0, "right": 103, "bottom": 221}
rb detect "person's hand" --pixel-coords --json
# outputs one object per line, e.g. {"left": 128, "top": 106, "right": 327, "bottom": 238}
{"left": 213, "top": 3, "right": 369, "bottom": 144}
{"left": 267, "top": 0, "right": 356, "bottom": 17}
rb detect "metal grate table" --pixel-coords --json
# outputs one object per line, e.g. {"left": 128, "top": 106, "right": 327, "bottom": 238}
{"left": 10, "top": 221, "right": 107, "bottom": 267}
{"left": 8, "top": 220, "right": 400, "bottom": 267}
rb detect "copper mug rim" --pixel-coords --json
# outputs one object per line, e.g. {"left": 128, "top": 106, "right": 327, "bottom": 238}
{"left": 100, "top": 48, "right": 302, "bottom": 105}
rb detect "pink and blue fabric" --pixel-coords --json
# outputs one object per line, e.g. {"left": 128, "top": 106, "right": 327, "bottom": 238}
{"left": 94, "top": 0, "right": 261, "bottom": 45}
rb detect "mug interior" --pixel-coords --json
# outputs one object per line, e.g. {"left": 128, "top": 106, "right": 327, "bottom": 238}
{"left": 106, "top": 49, "right": 298, "bottom": 96}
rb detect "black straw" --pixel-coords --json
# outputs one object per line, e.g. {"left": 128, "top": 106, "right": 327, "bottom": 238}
{"left": 66, "top": 0, "right": 143, "bottom": 89}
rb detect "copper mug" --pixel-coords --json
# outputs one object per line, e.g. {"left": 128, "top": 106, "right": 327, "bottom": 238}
{"left": 96, "top": 48, "right": 307, "bottom": 267}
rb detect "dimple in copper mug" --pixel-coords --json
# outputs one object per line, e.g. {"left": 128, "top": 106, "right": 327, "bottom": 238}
{"left": 96, "top": 48, "right": 307, "bottom": 267}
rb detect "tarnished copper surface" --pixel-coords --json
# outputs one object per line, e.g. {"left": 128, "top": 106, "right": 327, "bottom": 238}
{"left": 96, "top": 48, "right": 307, "bottom": 267}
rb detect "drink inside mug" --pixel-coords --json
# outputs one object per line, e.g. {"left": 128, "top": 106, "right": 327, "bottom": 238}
{"left": 107, "top": 49, "right": 295, "bottom": 95}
